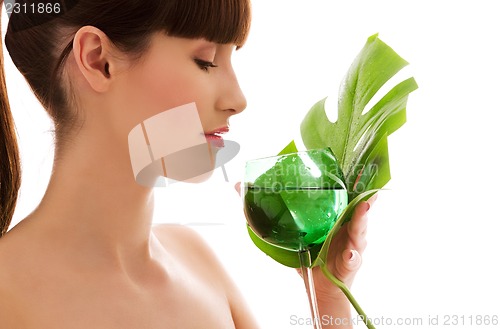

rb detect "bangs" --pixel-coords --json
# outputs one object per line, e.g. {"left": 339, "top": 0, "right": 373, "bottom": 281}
{"left": 159, "top": 0, "right": 251, "bottom": 48}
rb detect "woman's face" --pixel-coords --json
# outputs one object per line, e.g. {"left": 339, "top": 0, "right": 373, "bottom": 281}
{"left": 105, "top": 33, "right": 247, "bottom": 182}
{"left": 110, "top": 32, "right": 247, "bottom": 145}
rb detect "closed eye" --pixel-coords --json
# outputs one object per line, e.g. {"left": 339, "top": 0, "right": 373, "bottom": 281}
{"left": 194, "top": 58, "right": 218, "bottom": 72}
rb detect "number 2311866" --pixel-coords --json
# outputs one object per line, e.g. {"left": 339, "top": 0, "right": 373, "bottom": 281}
{"left": 6, "top": 2, "right": 61, "bottom": 14}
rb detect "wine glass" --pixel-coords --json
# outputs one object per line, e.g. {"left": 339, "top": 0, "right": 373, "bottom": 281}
{"left": 243, "top": 148, "right": 348, "bottom": 329}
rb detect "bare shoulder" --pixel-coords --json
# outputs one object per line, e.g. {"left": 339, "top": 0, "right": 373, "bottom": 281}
{"left": 152, "top": 223, "right": 205, "bottom": 246}
{"left": 152, "top": 224, "right": 260, "bottom": 329}
{"left": 152, "top": 225, "right": 231, "bottom": 305}
{"left": 0, "top": 229, "right": 27, "bottom": 288}
{"left": 0, "top": 222, "right": 46, "bottom": 295}
{"left": 152, "top": 224, "right": 223, "bottom": 272}
{"left": 0, "top": 232, "right": 23, "bottom": 283}
{"left": 0, "top": 233, "right": 26, "bottom": 326}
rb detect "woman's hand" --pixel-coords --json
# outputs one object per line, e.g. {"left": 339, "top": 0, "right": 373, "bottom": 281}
{"left": 313, "top": 194, "right": 377, "bottom": 303}
{"left": 308, "top": 194, "right": 377, "bottom": 329}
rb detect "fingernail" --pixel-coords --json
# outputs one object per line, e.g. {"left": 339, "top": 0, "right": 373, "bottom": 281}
{"left": 364, "top": 201, "right": 371, "bottom": 213}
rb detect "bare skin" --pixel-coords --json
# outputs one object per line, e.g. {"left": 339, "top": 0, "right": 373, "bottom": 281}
{"left": 0, "top": 223, "right": 256, "bottom": 328}
{"left": 0, "top": 27, "right": 375, "bottom": 328}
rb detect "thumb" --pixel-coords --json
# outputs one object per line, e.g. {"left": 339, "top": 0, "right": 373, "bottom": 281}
{"left": 342, "top": 249, "right": 362, "bottom": 273}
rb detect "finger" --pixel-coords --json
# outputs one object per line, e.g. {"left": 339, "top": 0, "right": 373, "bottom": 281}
{"left": 336, "top": 249, "right": 362, "bottom": 280}
{"left": 347, "top": 201, "right": 369, "bottom": 237}
{"left": 234, "top": 182, "right": 241, "bottom": 196}
{"left": 367, "top": 193, "right": 378, "bottom": 207}
{"left": 343, "top": 249, "right": 362, "bottom": 271}
{"left": 350, "top": 236, "right": 367, "bottom": 253}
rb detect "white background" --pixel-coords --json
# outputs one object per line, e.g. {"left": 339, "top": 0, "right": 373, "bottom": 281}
{"left": 4, "top": 1, "right": 500, "bottom": 328}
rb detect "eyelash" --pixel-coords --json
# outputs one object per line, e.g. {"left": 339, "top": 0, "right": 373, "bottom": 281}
{"left": 194, "top": 58, "right": 218, "bottom": 72}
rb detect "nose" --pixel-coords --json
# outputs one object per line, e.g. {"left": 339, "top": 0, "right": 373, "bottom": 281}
{"left": 215, "top": 67, "right": 247, "bottom": 115}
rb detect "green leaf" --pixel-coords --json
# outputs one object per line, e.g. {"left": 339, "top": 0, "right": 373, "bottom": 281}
{"left": 247, "top": 225, "right": 321, "bottom": 268}
{"left": 278, "top": 140, "right": 298, "bottom": 155}
{"left": 300, "top": 34, "right": 418, "bottom": 201}
{"left": 246, "top": 34, "right": 417, "bottom": 269}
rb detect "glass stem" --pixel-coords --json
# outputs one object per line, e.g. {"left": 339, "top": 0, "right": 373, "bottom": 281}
{"left": 299, "top": 249, "right": 322, "bottom": 329}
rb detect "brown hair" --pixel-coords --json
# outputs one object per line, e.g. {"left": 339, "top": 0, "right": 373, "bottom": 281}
{"left": 0, "top": 0, "right": 251, "bottom": 237}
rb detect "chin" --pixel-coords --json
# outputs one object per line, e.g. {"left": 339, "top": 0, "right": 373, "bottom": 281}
{"left": 133, "top": 142, "right": 220, "bottom": 187}
{"left": 160, "top": 142, "right": 219, "bottom": 184}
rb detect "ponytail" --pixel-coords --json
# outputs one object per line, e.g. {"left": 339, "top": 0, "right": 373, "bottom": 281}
{"left": 0, "top": 0, "right": 22, "bottom": 237}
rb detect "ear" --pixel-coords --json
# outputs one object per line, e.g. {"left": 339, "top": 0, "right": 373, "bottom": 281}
{"left": 72, "top": 26, "right": 114, "bottom": 93}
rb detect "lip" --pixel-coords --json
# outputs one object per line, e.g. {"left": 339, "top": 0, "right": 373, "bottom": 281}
{"left": 204, "top": 126, "right": 229, "bottom": 135}
{"left": 204, "top": 126, "right": 228, "bottom": 148}
{"left": 204, "top": 134, "right": 225, "bottom": 148}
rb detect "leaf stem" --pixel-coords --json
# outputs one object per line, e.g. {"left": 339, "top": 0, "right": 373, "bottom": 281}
{"left": 320, "top": 265, "right": 376, "bottom": 329}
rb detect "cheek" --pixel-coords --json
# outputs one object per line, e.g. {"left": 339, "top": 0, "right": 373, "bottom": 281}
{"left": 112, "top": 62, "right": 212, "bottom": 140}
{"left": 134, "top": 70, "right": 191, "bottom": 115}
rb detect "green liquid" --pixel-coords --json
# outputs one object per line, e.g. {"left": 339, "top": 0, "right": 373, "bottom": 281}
{"left": 244, "top": 186, "right": 347, "bottom": 251}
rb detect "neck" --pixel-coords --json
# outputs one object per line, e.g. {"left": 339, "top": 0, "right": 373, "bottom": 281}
{"left": 29, "top": 123, "right": 157, "bottom": 267}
